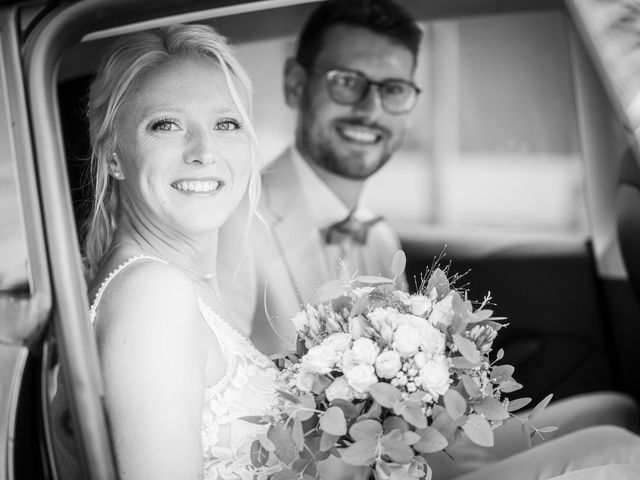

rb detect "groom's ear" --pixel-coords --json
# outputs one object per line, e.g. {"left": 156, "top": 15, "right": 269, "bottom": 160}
{"left": 284, "top": 57, "right": 306, "bottom": 109}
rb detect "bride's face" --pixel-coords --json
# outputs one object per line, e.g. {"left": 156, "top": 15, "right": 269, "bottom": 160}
{"left": 115, "top": 56, "right": 252, "bottom": 237}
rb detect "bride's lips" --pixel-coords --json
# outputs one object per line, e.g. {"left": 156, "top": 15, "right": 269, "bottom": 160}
{"left": 334, "top": 121, "right": 388, "bottom": 145}
{"left": 170, "top": 177, "right": 225, "bottom": 196}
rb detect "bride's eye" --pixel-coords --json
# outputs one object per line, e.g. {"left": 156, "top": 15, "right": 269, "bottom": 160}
{"left": 215, "top": 118, "right": 242, "bottom": 131}
{"left": 150, "top": 118, "right": 180, "bottom": 131}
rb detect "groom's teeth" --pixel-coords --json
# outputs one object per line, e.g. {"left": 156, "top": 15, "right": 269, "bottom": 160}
{"left": 339, "top": 126, "right": 380, "bottom": 143}
{"left": 172, "top": 180, "right": 221, "bottom": 193}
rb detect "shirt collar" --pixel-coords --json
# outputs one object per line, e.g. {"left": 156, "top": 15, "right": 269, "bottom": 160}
{"left": 290, "top": 145, "right": 351, "bottom": 229}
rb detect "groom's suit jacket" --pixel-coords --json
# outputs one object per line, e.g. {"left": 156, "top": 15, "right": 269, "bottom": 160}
{"left": 246, "top": 147, "right": 403, "bottom": 354}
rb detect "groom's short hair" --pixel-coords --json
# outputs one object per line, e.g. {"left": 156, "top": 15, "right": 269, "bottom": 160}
{"left": 294, "top": 0, "right": 422, "bottom": 69}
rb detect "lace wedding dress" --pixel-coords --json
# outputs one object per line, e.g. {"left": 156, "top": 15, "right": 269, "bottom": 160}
{"left": 91, "top": 255, "right": 284, "bottom": 479}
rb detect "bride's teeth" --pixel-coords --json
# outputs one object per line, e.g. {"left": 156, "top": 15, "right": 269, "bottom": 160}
{"left": 172, "top": 180, "right": 221, "bottom": 193}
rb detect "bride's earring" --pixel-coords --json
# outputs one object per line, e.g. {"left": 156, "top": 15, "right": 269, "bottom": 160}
{"left": 110, "top": 152, "right": 124, "bottom": 180}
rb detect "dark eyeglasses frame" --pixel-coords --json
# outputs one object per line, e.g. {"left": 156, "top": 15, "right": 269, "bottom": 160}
{"left": 306, "top": 66, "right": 421, "bottom": 115}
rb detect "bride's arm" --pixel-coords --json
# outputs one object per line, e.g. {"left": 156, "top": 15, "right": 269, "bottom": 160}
{"left": 94, "top": 262, "right": 222, "bottom": 480}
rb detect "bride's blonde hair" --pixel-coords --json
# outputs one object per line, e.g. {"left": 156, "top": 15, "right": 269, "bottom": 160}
{"left": 83, "top": 24, "right": 260, "bottom": 280}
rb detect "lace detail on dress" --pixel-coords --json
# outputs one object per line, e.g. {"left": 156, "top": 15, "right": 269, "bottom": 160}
{"left": 90, "top": 255, "right": 284, "bottom": 480}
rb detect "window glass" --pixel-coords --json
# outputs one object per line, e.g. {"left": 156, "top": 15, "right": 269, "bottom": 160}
{"left": 0, "top": 50, "right": 30, "bottom": 292}
{"left": 235, "top": 10, "right": 587, "bottom": 234}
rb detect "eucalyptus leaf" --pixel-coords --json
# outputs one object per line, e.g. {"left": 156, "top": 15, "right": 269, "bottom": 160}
{"left": 250, "top": 439, "right": 269, "bottom": 468}
{"left": 331, "top": 398, "right": 359, "bottom": 421}
{"left": 370, "top": 382, "right": 403, "bottom": 409}
{"left": 529, "top": 394, "right": 554, "bottom": 420}
{"left": 538, "top": 425, "right": 559, "bottom": 433}
{"left": 507, "top": 397, "right": 532, "bottom": 412}
{"left": 319, "top": 406, "right": 347, "bottom": 436}
{"left": 391, "top": 250, "right": 407, "bottom": 279}
{"left": 382, "top": 416, "right": 409, "bottom": 434}
{"left": 473, "top": 397, "right": 509, "bottom": 421}
{"left": 268, "top": 424, "right": 298, "bottom": 464}
{"left": 310, "top": 279, "right": 347, "bottom": 305}
{"left": 350, "top": 419, "right": 383, "bottom": 441}
{"left": 453, "top": 334, "right": 481, "bottom": 364}
{"left": 426, "top": 268, "right": 450, "bottom": 299}
{"left": 401, "top": 431, "right": 420, "bottom": 446}
{"left": 239, "top": 415, "right": 270, "bottom": 425}
{"left": 490, "top": 365, "right": 515, "bottom": 383}
{"left": 401, "top": 404, "right": 427, "bottom": 429}
{"left": 320, "top": 431, "right": 340, "bottom": 452}
{"left": 293, "top": 458, "right": 317, "bottom": 478}
{"left": 380, "top": 433, "right": 414, "bottom": 464}
{"left": 277, "top": 389, "right": 302, "bottom": 404}
{"left": 413, "top": 426, "right": 449, "bottom": 453}
{"left": 499, "top": 380, "right": 523, "bottom": 393}
{"left": 355, "top": 275, "right": 394, "bottom": 285}
{"left": 462, "top": 414, "right": 494, "bottom": 447}
{"left": 444, "top": 389, "right": 467, "bottom": 419}
{"left": 272, "top": 469, "right": 301, "bottom": 480}
{"left": 460, "top": 375, "right": 481, "bottom": 398}
{"left": 349, "top": 293, "right": 370, "bottom": 318}
{"left": 340, "top": 437, "right": 379, "bottom": 466}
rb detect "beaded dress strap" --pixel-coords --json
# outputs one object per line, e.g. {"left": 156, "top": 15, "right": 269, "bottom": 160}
{"left": 89, "top": 254, "right": 167, "bottom": 325}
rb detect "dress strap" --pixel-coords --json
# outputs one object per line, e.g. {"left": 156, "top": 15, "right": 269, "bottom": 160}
{"left": 89, "top": 254, "right": 167, "bottom": 325}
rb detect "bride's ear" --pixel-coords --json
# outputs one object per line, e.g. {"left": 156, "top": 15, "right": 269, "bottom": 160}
{"left": 284, "top": 57, "right": 306, "bottom": 109}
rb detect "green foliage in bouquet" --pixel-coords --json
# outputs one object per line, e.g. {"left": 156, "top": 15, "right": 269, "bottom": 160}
{"left": 243, "top": 251, "right": 556, "bottom": 480}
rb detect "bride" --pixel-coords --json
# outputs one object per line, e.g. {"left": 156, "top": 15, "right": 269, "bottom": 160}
{"left": 80, "top": 24, "right": 284, "bottom": 479}
{"left": 69, "top": 21, "right": 640, "bottom": 480}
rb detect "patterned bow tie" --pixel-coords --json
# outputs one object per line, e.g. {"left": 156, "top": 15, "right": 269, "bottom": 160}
{"left": 321, "top": 213, "right": 384, "bottom": 245}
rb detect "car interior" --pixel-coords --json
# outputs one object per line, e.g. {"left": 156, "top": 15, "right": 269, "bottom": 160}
{"left": 2, "top": 0, "right": 640, "bottom": 478}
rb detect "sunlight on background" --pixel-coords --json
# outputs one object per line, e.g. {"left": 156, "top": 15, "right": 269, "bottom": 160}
{"left": 235, "top": 11, "right": 587, "bottom": 234}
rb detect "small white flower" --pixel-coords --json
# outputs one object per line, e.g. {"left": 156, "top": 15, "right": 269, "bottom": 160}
{"left": 393, "top": 325, "right": 421, "bottom": 357}
{"left": 325, "top": 376, "right": 356, "bottom": 402}
{"left": 375, "top": 350, "right": 402, "bottom": 379}
{"left": 345, "top": 364, "right": 378, "bottom": 394}
{"left": 351, "top": 337, "right": 380, "bottom": 365}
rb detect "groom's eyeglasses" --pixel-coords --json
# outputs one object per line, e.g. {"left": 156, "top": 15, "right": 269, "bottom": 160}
{"left": 307, "top": 67, "right": 421, "bottom": 115}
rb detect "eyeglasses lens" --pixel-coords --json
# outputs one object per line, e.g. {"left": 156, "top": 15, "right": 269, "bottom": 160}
{"left": 326, "top": 70, "right": 417, "bottom": 114}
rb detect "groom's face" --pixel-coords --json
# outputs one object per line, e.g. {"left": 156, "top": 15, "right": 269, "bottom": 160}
{"left": 288, "top": 24, "right": 415, "bottom": 180}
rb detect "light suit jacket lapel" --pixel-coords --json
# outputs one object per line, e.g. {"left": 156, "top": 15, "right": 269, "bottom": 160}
{"left": 262, "top": 148, "right": 331, "bottom": 307}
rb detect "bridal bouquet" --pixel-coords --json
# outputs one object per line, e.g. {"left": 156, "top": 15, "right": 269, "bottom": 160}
{"left": 246, "top": 251, "right": 554, "bottom": 480}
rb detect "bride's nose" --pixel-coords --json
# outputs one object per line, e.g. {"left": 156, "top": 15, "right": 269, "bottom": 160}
{"left": 184, "top": 126, "right": 217, "bottom": 166}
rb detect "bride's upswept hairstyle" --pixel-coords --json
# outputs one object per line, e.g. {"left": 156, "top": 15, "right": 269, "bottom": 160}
{"left": 83, "top": 23, "right": 260, "bottom": 279}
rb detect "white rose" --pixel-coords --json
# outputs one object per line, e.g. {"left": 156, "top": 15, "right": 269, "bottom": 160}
{"left": 392, "top": 325, "right": 421, "bottom": 357}
{"left": 295, "top": 369, "right": 317, "bottom": 393}
{"left": 419, "top": 357, "right": 451, "bottom": 397}
{"left": 420, "top": 323, "right": 445, "bottom": 355}
{"left": 301, "top": 345, "right": 339, "bottom": 374}
{"left": 322, "top": 332, "right": 352, "bottom": 354}
{"left": 325, "top": 376, "right": 356, "bottom": 402}
{"left": 345, "top": 364, "right": 378, "bottom": 394}
{"left": 375, "top": 350, "right": 402, "bottom": 379}
{"left": 410, "top": 295, "right": 432, "bottom": 317}
{"left": 351, "top": 337, "right": 380, "bottom": 365}
{"left": 429, "top": 292, "right": 454, "bottom": 326}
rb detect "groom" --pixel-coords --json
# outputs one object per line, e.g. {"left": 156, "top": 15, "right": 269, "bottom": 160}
{"left": 219, "top": 0, "right": 640, "bottom": 477}
{"left": 241, "top": 0, "right": 420, "bottom": 353}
